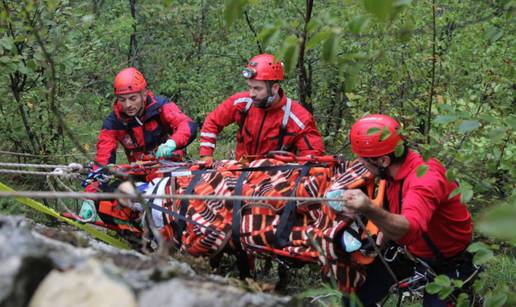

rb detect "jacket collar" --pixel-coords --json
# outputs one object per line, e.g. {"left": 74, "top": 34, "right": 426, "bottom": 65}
{"left": 393, "top": 149, "right": 422, "bottom": 181}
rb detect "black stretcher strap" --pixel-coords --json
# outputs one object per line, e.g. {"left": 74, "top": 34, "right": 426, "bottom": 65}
{"left": 231, "top": 170, "right": 249, "bottom": 248}
{"left": 174, "top": 171, "right": 204, "bottom": 243}
{"left": 275, "top": 164, "right": 312, "bottom": 248}
{"left": 144, "top": 175, "right": 220, "bottom": 238}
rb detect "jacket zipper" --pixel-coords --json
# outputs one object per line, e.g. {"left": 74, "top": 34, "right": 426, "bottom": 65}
{"left": 253, "top": 111, "right": 268, "bottom": 154}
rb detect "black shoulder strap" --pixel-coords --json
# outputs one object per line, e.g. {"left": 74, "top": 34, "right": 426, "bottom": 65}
{"left": 397, "top": 178, "right": 445, "bottom": 261}
{"left": 231, "top": 170, "right": 252, "bottom": 279}
{"left": 237, "top": 101, "right": 252, "bottom": 142}
{"left": 275, "top": 163, "right": 312, "bottom": 248}
{"left": 231, "top": 170, "right": 249, "bottom": 247}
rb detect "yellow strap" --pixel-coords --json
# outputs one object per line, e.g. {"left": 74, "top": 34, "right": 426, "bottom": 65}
{"left": 0, "top": 181, "right": 130, "bottom": 250}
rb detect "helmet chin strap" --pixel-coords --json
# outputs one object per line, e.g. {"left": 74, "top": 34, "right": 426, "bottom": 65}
{"left": 256, "top": 81, "right": 277, "bottom": 109}
{"left": 365, "top": 157, "right": 393, "bottom": 180}
{"left": 377, "top": 166, "right": 392, "bottom": 180}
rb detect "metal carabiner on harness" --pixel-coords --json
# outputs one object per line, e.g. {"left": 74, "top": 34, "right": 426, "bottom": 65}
{"left": 383, "top": 245, "right": 405, "bottom": 262}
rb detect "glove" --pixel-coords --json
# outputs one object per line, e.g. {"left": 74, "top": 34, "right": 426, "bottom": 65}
{"left": 156, "top": 139, "right": 177, "bottom": 159}
{"left": 325, "top": 189, "right": 346, "bottom": 212}
{"left": 79, "top": 199, "right": 98, "bottom": 222}
{"left": 339, "top": 224, "right": 362, "bottom": 253}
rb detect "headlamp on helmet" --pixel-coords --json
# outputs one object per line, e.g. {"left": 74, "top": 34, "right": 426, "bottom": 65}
{"left": 242, "top": 68, "right": 256, "bottom": 79}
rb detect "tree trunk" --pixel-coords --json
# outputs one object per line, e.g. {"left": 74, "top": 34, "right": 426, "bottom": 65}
{"left": 297, "top": 0, "right": 314, "bottom": 113}
{"left": 128, "top": 0, "right": 138, "bottom": 67}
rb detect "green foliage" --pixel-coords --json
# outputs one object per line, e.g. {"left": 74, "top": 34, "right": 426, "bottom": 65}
{"left": 0, "top": 0, "right": 514, "bottom": 303}
{"left": 415, "top": 164, "right": 428, "bottom": 178}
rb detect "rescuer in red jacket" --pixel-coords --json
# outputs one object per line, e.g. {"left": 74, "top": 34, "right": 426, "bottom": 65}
{"left": 333, "top": 114, "right": 477, "bottom": 306}
{"left": 199, "top": 54, "right": 324, "bottom": 160}
{"left": 94, "top": 67, "right": 197, "bottom": 165}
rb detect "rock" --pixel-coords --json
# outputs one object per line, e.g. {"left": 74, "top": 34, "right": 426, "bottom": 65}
{"left": 0, "top": 215, "right": 292, "bottom": 307}
{"left": 28, "top": 259, "right": 137, "bottom": 307}
{"left": 0, "top": 216, "right": 55, "bottom": 307}
{"left": 138, "top": 278, "right": 291, "bottom": 307}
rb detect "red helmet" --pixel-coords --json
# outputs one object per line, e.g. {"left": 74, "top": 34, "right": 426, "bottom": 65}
{"left": 350, "top": 114, "right": 403, "bottom": 157}
{"left": 242, "top": 54, "right": 284, "bottom": 81}
{"left": 113, "top": 67, "right": 147, "bottom": 95}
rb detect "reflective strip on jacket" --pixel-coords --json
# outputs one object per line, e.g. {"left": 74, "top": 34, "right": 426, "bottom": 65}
{"left": 200, "top": 90, "right": 324, "bottom": 159}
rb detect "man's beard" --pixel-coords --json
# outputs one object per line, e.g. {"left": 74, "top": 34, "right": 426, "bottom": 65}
{"left": 253, "top": 96, "right": 271, "bottom": 108}
{"left": 377, "top": 166, "right": 392, "bottom": 180}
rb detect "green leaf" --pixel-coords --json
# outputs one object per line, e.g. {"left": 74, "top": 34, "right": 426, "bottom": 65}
{"left": 257, "top": 25, "right": 280, "bottom": 47}
{"left": 363, "top": 0, "right": 395, "bottom": 21}
{"left": 452, "top": 279, "right": 464, "bottom": 288}
{"left": 379, "top": 126, "right": 392, "bottom": 141}
{"left": 433, "top": 275, "right": 451, "bottom": 287}
{"left": 445, "top": 169, "right": 456, "bottom": 183}
{"left": 281, "top": 36, "right": 300, "bottom": 74}
{"left": 456, "top": 293, "right": 470, "bottom": 307}
{"left": 161, "top": 0, "right": 174, "bottom": 7}
{"left": 458, "top": 120, "right": 480, "bottom": 134}
{"left": 394, "top": 141, "right": 404, "bottom": 157}
{"left": 472, "top": 248, "right": 494, "bottom": 265}
{"left": 306, "top": 30, "right": 332, "bottom": 50}
{"left": 484, "top": 289, "right": 508, "bottom": 307}
{"left": 438, "top": 287, "right": 454, "bottom": 300}
{"left": 460, "top": 189, "right": 473, "bottom": 203}
{"left": 367, "top": 127, "right": 380, "bottom": 135}
{"left": 506, "top": 115, "right": 516, "bottom": 130}
{"left": 434, "top": 114, "right": 457, "bottom": 125}
{"left": 348, "top": 15, "right": 370, "bottom": 34}
{"left": 484, "top": 26, "right": 504, "bottom": 43}
{"left": 467, "top": 242, "right": 489, "bottom": 253}
{"left": 416, "top": 164, "right": 429, "bottom": 178}
{"left": 224, "top": 0, "right": 248, "bottom": 27}
{"left": 0, "top": 37, "right": 14, "bottom": 51}
{"left": 0, "top": 56, "right": 11, "bottom": 64}
{"left": 425, "top": 283, "right": 442, "bottom": 294}
{"left": 322, "top": 33, "right": 337, "bottom": 63}
{"left": 449, "top": 186, "right": 462, "bottom": 199}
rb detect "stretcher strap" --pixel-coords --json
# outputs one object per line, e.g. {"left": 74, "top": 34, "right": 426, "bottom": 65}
{"left": 275, "top": 164, "right": 312, "bottom": 248}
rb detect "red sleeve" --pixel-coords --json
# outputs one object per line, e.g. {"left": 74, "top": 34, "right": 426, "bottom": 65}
{"left": 95, "top": 129, "right": 118, "bottom": 165}
{"left": 397, "top": 169, "right": 447, "bottom": 245}
{"left": 160, "top": 102, "right": 197, "bottom": 149}
{"left": 296, "top": 114, "right": 325, "bottom": 156}
{"left": 289, "top": 105, "right": 325, "bottom": 156}
{"left": 199, "top": 93, "right": 246, "bottom": 156}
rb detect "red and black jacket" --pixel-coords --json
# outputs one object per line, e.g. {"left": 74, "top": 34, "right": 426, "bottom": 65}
{"left": 95, "top": 91, "right": 197, "bottom": 164}
{"left": 200, "top": 90, "right": 324, "bottom": 159}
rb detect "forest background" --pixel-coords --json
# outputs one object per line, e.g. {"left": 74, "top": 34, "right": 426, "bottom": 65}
{"left": 0, "top": 0, "right": 514, "bottom": 306}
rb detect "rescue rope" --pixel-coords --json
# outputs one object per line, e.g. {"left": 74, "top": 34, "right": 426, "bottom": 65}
{"left": 0, "top": 149, "right": 95, "bottom": 158}
{"left": 0, "top": 169, "right": 78, "bottom": 176}
{"left": 0, "top": 190, "right": 348, "bottom": 203}
{"left": 0, "top": 162, "right": 83, "bottom": 169}
{"left": 46, "top": 175, "right": 94, "bottom": 223}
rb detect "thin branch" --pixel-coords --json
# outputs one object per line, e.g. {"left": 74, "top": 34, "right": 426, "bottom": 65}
{"left": 244, "top": 10, "right": 262, "bottom": 53}
{"left": 297, "top": 0, "right": 314, "bottom": 112}
{"left": 425, "top": 0, "right": 437, "bottom": 144}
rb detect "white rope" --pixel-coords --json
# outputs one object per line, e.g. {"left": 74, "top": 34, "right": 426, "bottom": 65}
{"left": 0, "top": 190, "right": 345, "bottom": 204}
{"left": 0, "top": 169, "right": 82, "bottom": 178}
{"left": 46, "top": 175, "right": 94, "bottom": 223}
{"left": 0, "top": 162, "right": 84, "bottom": 170}
{"left": 0, "top": 149, "right": 95, "bottom": 158}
